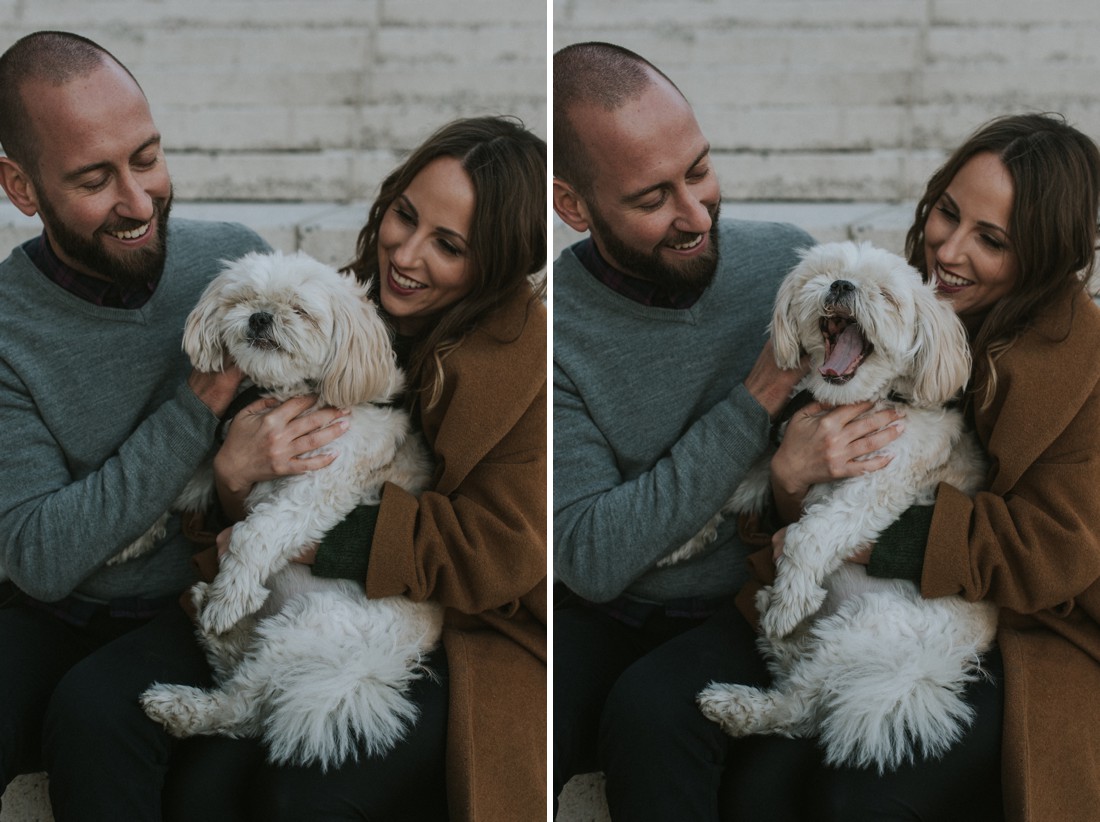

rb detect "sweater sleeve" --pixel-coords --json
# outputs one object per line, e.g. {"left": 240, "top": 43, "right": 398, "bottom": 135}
{"left": 552, "top": 362, "right": 773, "bottom": 603}
{"left": 0, "top": 374, "right": 219, "bottom": 601}
{"left": 314, "top": 504, "right": 379, "bottom": 581}
{"left": 867, "top": 505, "right": 933, "bottom": 585}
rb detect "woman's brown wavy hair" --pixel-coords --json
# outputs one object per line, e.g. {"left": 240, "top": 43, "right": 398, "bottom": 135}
{"left": 344, "top": 116, "right": 546, "bottom": 410}
{"left": 905, "top": 113, "right": 1100, "bottom": 410}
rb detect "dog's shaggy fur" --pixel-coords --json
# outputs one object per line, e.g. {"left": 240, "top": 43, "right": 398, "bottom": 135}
{"left": 138, "top": 250, "right": 443, "bottom": 770}
{"left": 671, "top": 241, "right": 997, "bottom": 772}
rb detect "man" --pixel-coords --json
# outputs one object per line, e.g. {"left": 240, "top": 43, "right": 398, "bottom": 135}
{"left": 552, "top": 42, "right": 817, "bottom": 819}
{"left": 0, "top": 32, "right": 339, "bottom": 820}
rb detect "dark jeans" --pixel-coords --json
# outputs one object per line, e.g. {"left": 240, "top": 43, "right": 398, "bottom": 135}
{"left": 161, "top": 648, "right": 449, "bottom": 822}
{"left": 0, "top": 595, "right": 212, "bottom": 822}
{"left": 0, "top": 588, "right": 449, "bottom": 821}
{"left": 554, "top": 589, "right": 1004, "bottom": 822}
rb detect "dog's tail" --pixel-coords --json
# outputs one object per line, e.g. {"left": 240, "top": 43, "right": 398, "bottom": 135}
{"left": 811, "top": 592, "right": 996, "bottom": 773}
{"left": 256, "top": 591, "right": 443, "bottom": 771}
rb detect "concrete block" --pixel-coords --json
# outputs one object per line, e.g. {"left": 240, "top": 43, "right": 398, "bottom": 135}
{"left": 712, "top": 151, "right": 911, "bottom": 201}
{"left": 370, "top": 63, "right": 545, "bottom": 104}
{"left": 154, "top": 106, "right": 361, "bottom": 153}
{"left": 0, "top": 773, "right": 53, "bottom": 822}
{"left": 697, "top": 104, "right": 910, "bottom": 152}
{"left": 376, "top": 24, "right": 546, "bottom": 63}
{"left": 610, "top": 28, "right": 920, "bottom": 73}
{"left": 383, "top": 0, "right": 545, "bottom": 26}
{"left": 131, "top": 28, "right": 374, "bottom": 70}
{"left": 166, "top": 149, "right": 399, "bottom": 202}
{"left": 558, "top": 0, "right": 925, "bottom": 28}
{"left": 297, "top": 203, "right": 374, "bottom": 268}
{"left": 140, "top": 68, "right": 367, "bottom": 108}
{"left": 931, "top": 0, "right": 1100, "bottom": 26}
{"left": 11, "top": 1, "right": 380, "bottom": 28}
{"left": 556, "top": 773, "right": 610, "bottom": 822}
{"left": 673, "top": 66, "right": 912, "bottom": 108}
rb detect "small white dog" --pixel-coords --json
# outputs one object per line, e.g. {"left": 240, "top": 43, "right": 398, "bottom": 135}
{"left": 138, "top": 250, "right": 443, "bottom": 770}
{"left": 672, "top": 241, "right": 997, "bottom": 772}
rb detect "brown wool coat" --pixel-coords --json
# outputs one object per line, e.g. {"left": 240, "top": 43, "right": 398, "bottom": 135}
{"left": 741, "top": 288, "right": 1100, "bottom": 821}
{"left": 924, "top": 288, "right": 1100, "bottom": 822}
{"left": 367, "top": 284, "right": 547, "bottom": 822}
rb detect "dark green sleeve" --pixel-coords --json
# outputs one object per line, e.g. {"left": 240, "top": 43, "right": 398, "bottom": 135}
{"left": 312, "top": 504, "right": 380, "bottom": 581}
{"left": 867, "top": 505, "right": 934, "bottom": 584}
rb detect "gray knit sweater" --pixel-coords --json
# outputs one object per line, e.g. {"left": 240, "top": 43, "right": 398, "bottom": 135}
{"left": 554, "top": 219, "right": 814, "bottom": 604}
{"left": 0, "top": 219, "right": 269, "bottom": 603}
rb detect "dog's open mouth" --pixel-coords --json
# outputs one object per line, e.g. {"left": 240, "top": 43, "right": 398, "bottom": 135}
{"left": 820, "top": 309, "right": 872, "bottom": 384}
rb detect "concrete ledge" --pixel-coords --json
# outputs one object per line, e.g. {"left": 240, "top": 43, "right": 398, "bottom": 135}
{"left": 0, "top": 774, "right": 52, "bottom": 822}
{"left": 557, "top": 773, "right": 610, "bottom": 822}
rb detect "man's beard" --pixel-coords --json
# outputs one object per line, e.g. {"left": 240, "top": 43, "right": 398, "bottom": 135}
{"left": 588, "top": 200, "right": 721, "bottom": 292}
{"left": 37, "top": 187, "right": 173, "bottom": 289}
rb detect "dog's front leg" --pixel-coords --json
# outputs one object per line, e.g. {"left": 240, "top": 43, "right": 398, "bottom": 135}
{"left": 760, "top": 473, "right": 917, "bottom": 639}
{"left": 198, "top": 499, "right": 336, "bottom": 635}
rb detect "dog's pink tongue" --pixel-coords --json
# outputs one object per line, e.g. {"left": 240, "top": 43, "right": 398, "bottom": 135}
{"left": 821, "top": 325, "right": 864, "bottom": 377}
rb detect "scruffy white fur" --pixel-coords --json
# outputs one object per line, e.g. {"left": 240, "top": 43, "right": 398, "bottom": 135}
{"left": 138, "top": 250, "right": 443, "bottom": 770}
{"left": 674, "top": 241, "right": 998, "bottom": 772}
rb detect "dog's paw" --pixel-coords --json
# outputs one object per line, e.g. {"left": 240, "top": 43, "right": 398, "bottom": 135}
{"left": 754, "top": 585, "right": 775, "bottom": 617}
{"left": 140, "top": 684, "right": 206, "bottom": 737}
{"left": 199, "top": 574, "right": 268, "bottom": 636}
{"left": 760, "top": 589, "right": 822, "bottom": 640}
{"left": 760, "top": 570, "right": 828, "bottom": 639}
{"left": 697, "top": 683, "right": 764, "bottom": 737}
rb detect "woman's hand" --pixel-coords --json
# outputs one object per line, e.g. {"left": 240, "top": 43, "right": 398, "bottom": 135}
{"left": 770, "top": 401, "right": 905, "bottom": 522}
{"left": 214, "top": 395, "right": 350, "bottom": 520}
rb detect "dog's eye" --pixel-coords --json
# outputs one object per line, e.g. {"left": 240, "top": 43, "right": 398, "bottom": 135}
{"left": 880, "top": 289, "right": 901, "bottom": 310}
{"left": 292, "top": 307, "right": 309, "bottom": 317}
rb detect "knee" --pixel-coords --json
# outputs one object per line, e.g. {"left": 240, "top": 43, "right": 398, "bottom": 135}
{"left": 599, "top": 660, "right": 722, "bottom": 757}
{"left": 43, "top": 666, "right": 161, "bottom": 762}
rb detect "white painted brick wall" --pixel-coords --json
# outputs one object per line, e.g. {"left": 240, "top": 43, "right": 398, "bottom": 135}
{"left": 2, "top": 0, "right": 547, "bottom": 203}
{"left": 554, "top": 0, "right": 1100, "bottom": 201}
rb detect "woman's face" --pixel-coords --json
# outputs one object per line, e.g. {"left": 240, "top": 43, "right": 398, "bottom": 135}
{"left": 923, "top": 151, "right": 1020, "bottom": 318}
{"left": 377, "top": 156, "right": 477, "bottom": 334}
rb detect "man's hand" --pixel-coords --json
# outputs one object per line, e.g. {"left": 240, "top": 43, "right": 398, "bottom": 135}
{"left": 188, "top": 363, "right": 244, "bottom": 417}
{"left": 744, "top": 339, "right": 808, "bottom": 419}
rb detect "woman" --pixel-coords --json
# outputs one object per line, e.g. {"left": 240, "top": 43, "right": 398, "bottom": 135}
{"left": 725, "top": 113, "right": 1100, "bottom": 821}
{"left": 166, "top": 116, "right": 547, "bottom": 822}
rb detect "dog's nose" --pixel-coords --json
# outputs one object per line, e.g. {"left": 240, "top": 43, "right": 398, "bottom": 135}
{"left": 248, "top": 312, "right": 274, "bottom": 333}
{"left": 828, "top": 280, "right": 855, "bottom": 298}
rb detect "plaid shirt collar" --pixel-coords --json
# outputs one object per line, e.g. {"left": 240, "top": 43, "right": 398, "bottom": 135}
{"left": 572, "top": 237, "right": 704, "bottom": 310}
{"left": 25, "top": 232, "right": 157, "bottom": 309}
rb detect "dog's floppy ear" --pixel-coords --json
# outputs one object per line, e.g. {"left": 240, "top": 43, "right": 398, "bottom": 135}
{"left": 318, "top": 276, "right": 404, "bottom": 408}
{"left": 182, "top": 262, "right": 236, "bottom": 372}
{"left": 907, "top": 285, "right": 971, "bottom": 406}
{"left": 768, "top": 255, "right": 809, "bottom": 369}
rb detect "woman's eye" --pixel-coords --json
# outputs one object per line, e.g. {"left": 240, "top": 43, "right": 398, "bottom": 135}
{"left": 439, "top": 240, "right": 464, "bottom": 257}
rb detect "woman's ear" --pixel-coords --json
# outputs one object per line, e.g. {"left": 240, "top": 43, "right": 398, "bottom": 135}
{"left": 553, "top": 178, "right": 592, "bottom": 234}
{"left": 0, "top": 157, "right": 40, "bottom": 217}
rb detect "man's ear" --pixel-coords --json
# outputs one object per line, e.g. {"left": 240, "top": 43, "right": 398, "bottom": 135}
{"left": 553, "top": 177, "right": 592, "bottom": 234}
{"left": 0, "top": 157, "right": 40, "bottom": 217}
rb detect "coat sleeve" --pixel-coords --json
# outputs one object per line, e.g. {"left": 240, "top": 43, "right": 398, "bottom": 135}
{"left": 365, "top": 382, "right": 546, "bottom": 616}
{"left": 922, "top": 310, "right": 1100, "bottom": 613}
